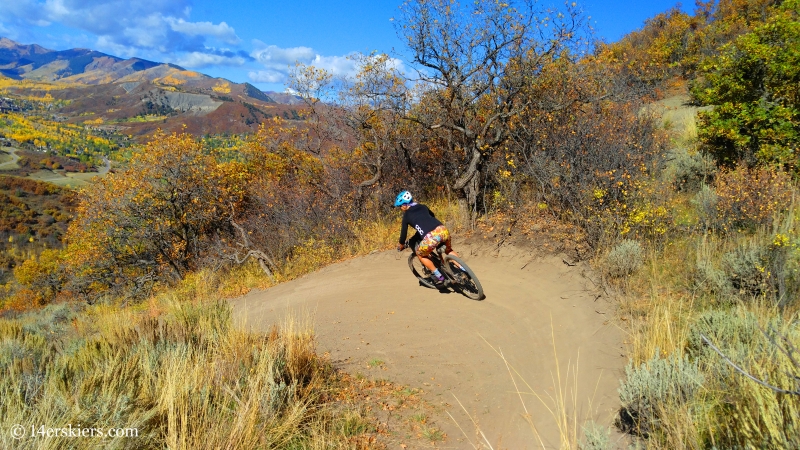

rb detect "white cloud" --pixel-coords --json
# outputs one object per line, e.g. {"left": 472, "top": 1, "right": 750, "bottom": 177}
{"left": 384, "top": 57, "right": 407, "bottom": 73}
{"left": 176, "top": 51, "right": 245, "bottom": 68}
{"left": 0, "top": 0, "right": 241, "bottom": 54}
{"left": 45, "top": 0, "right": 70, "bottom": 18}
{"left": 251, "top": 44, "right": 316, "bottom": 70}
{"left": 119, "top": 14, "right": 171, "bottom": 51}
{"left": 168, "top": 18, "right": 240, "bottom": 45}
{"left": 249, "top": 43, "right": 384, "bottom": 86}
{"left": 248, "top": 70, "right": 285, "bottom": 84}
{"left": 311, "top": 54, "right": 359, "bottom": 77}
{"left": 248, "top": 41, "right": 411, "bottom": 85}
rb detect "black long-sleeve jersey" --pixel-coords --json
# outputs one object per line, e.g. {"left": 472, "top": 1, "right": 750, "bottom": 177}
{"left": 399, "top": 203, "right": 443, "bottom": 244}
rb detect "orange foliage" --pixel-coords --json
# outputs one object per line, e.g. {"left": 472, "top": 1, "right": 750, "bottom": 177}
{"left": 714, "top": 166, "right": 794, "bottom": 231}
{"left": 65, "top": 131, "right": 250, "bottom": 295}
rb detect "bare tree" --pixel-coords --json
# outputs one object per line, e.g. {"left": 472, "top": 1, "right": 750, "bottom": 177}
{"left": 289, "top": 53, "right": 422, "bottom": 210}
{"left": 395, "top": 0, "right": 587, "bottom": 221}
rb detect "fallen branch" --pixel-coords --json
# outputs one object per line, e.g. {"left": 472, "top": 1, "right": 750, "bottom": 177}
{"left": 701, "top": 334, "right": 800, "bottom": 396}
{"left": 225, "top": 211, "right": 278, "bottom": 282}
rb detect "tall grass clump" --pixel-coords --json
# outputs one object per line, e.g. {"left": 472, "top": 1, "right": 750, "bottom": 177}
{"left": 691, "top": 305, "right": 800, "bottom": 447}
{"left": 691, "top": 184, "right": 718, "bottom": 231}
{"left": 618, "top": 351, "right": 705, "bottom": 437}
{"left": 615, "top": 173, "right": 800, "bottom": 447}
{"left": 0, "top": 297, "right": 372, "bottom": 449}
{"left": 721, "top": 240, "right": 771, "bottom": 298}
{"left": 604, "top": 239, "right": 645, "bottom": 279}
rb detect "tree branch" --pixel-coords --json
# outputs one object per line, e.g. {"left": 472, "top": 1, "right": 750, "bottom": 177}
{"left": 226, "top": 210, "right": 278, "bottom": 282}
{"left": 701, "top": 334, "right": 800, "bottom": 396}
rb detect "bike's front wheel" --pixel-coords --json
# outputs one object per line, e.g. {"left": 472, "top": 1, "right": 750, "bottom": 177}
{"left": 442, "top": 254, "right": 485, "bottom": 300}
{"left": 408, "top": 252, "right": 436, "bottom": 289}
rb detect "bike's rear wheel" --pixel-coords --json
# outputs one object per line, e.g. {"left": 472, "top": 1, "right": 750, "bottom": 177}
{"left": 408, "top": 252, "right": 436, "bottom": 289}
{"left": 442, "top": 254, "right": 485, "bottom": 300}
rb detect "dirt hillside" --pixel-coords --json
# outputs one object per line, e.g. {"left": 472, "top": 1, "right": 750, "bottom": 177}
{"left": 230, "top": 240, "right": 626, "bottom": 449}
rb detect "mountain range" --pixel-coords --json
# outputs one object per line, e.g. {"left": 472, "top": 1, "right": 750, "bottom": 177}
{"left": 0, "top": 38, "right": 305, "bottom": 137}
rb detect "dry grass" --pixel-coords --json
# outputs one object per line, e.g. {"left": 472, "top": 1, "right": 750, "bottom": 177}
{"left": 608, "top": 106, "right": 800, "bottom": 447}
{"left": 615, "top": 219, "right": 800, "bottom": 448}
{"left": 620, "top": 241, "right": 698, "bottom": 366}
{"left": 0, "top": 294, "right": 378, "bottom": 449}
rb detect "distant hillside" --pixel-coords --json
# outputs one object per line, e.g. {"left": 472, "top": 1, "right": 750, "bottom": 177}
{"left": 0, "top": 37, "right": 308, "bottom": 138}
{"left": 0, "top": 37, "right": 159, "bottom": 82}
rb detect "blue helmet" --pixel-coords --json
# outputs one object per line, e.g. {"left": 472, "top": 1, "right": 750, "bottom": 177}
{"left": 394, "top": 190, "right": 413, "bottom": 207}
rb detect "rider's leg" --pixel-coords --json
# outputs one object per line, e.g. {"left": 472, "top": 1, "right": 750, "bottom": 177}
{"left": 416, "top": 241, "right": 444, "bottom": 284}
{"left": 442, "top": 236, "right": 462, "bottom": 268}
{"left": 416, "top": 232, "right": 439, "bottom": 273}
{"left": 418, "top": 253, "right": 445, "bottom": 285}
{"left": 439, "top": 229, "right": 458, "bottom": 257}
{"left": 418, "top": 254, "right": 436, "bottom": 272}
{"left": 417, "top": 229, "right": 447, "bottom": 284}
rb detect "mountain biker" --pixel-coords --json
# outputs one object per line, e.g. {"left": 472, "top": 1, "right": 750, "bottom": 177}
{"left": 394, "top": 190, "right": 460, "bottom": 288}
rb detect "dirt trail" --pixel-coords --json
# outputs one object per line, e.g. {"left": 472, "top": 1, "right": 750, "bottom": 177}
{"left": 231, "top": 240, "right": 625, "bottom": 449}
{"left": 0, "top": 147, "right": 20, "bottom": 170}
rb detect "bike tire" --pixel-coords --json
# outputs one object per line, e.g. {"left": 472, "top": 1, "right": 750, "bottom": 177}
{"left": 408, "top": 252, "right": 436, "bottom": 289}
{"left": 442, "top": 254, "right": 485, "bottom": 300}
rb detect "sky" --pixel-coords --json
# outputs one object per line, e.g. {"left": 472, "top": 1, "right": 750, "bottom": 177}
{"left": 0, "top": 0, "right": 691, "bottom": 92}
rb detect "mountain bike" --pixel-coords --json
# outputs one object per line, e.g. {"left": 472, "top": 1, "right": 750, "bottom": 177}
{"left": 403, "top": 241, "right": 485, "bottom": 300}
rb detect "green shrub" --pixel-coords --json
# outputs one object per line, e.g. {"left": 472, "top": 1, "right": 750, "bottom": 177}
{"left": 691, "top": 184, "right": 719, "bottom": 231}
{"left": 722, "top": 240, "right": 770, "bottom": 298}
{"left": 693, "top": 311, "right": 800, "bottom": 448}
{"left": 692, "top": 0, "right": 800, "bottom": 169}
{"left": 665, "top": 147, "right": 717, "bottom": 192}
{"left": 580, "top": 421, "right": 612, "bottom": 450}
{"left": 694, "top": 258, "right": 733, "bottom": 300}
{"left": 685, "top": 309, "right": 761, "bottom": 364}
{"left": 695, "top": 232, "right": 799, "bottom": 306}
{"left": 618, "top": 351, "right": 705, "bottom": 435}
{"left": 605, "top": 239, "right": 645, "bottom": 278}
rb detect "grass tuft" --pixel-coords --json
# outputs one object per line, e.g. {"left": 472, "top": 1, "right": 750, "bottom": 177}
{"left": 0, "top": 296, "right": 377, "bottom": 449}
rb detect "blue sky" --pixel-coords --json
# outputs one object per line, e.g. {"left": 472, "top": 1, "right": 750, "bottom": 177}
{"left": 0, "top": 0, "right": 689, "bottom": 92}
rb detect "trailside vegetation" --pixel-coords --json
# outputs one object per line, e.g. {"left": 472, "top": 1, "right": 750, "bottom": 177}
{"left": 692, "top": 0, "right": 800, "bottom": 170}
{"left": 596, "top": 0, "right": 800, "bottom": 447}
{"left": 0, "top": 284, "right": 380, "bottom": 450}
{"left": 0, "top": 0, "right": 799, "bottom": 447}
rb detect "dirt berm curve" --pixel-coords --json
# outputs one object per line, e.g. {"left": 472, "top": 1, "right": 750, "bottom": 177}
{"left": 231, "top": 240, "right": 625, "bottom": 449}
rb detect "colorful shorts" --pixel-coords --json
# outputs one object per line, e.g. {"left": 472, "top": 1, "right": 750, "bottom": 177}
{"left": 416, "top": 225, "right": 451, "bottom": 257}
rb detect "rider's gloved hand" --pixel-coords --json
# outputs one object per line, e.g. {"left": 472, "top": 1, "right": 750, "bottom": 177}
{"left": 397, "top": 243, "right": 405, "bottom": 251}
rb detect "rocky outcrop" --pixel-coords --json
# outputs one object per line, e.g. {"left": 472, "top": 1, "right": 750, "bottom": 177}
{"left": 143, "top": 90, "right": 222, "bottom": 113}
